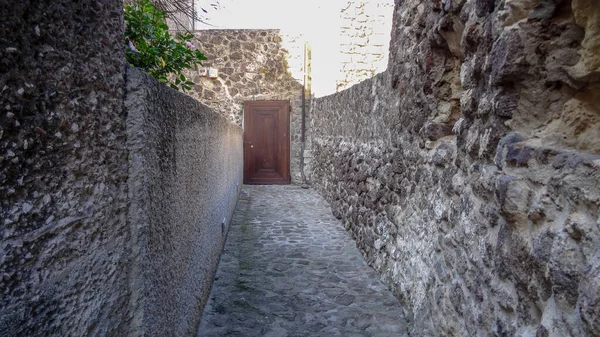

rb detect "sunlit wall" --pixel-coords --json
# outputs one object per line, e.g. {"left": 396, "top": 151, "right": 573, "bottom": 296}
{"left": 193, "top": 0, "right": 393, "bottom": 97}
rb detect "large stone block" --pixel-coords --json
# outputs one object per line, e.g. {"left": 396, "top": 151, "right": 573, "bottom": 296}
{"left": 0, "top": 0, "right": 130, "bottom": 335}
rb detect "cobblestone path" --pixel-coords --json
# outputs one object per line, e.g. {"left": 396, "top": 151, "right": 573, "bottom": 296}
{"left": 197, "top": 185, "right": 408, "bottom": 337}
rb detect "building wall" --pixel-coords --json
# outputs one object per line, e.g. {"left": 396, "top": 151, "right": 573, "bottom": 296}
{"left": 308, "top": 0, "right": 600, "bottom": 335}
{"left": 0, "top": 2, "right": 244, "bottom": 336}
{"left": 125, "top": 67, "right": 242, "bottom": 337}
{"left": 337, "top": 0, "right": 394, "bottom": 91}
{"left": 0, "top": 0, "right": 131, "bottom": 335}
{"left": 186, "top": 29, "right": 309, "bottom": 184}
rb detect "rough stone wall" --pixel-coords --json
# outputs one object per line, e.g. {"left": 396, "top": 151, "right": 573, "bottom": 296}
{"left": 0, "top": 1, "right": 244, "bottom": 335}
{"left": 309, "top": 0, "right": 600, "bottom": 336}
{"left": 187, "top": 29, "right": 308, "bottom": 184}
{"left": 0, "top": 0, "right": 131, "bottom": 336}
{"left": 337, "top": 0, "right": 395, "bottom": 91}
{"left": 126, "top": 67, "right": 243, "bottom": 337}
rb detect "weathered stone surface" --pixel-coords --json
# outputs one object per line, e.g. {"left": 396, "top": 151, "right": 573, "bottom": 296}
{"left": 571, "top": 0, "right": 600, "bottom": 74}
{"left": 308, "top": 0, "right": 600, "bottom": 335}
{"left": 0, "top": 1, "right": 130, "bottom": 336}
{"left": 432, "top": 142, "right": 454, "bottom": 166}
{"left": 187, "top": 30, "right": 304, "bottom": 125}
{"left": 125, "top": 68, "right": 243, "bottom": 337}
{"left": 579, "top": 252, "right": 600, "bottom": 337}
{"left": 421, "top": 122, "right": 453, "bottom": 141}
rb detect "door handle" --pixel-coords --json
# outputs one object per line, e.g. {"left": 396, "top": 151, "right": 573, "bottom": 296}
{"left": 244, "top": 142, "right": 254, "bottom": 148}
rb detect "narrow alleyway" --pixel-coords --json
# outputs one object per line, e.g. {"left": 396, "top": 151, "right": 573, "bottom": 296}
{"left": 197, "top": 185, "right": 408, "bottom": 337}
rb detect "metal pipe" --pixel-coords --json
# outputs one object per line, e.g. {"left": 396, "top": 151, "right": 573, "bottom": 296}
{"left": 300, "top": 41, "right": 309, "bottom": 188}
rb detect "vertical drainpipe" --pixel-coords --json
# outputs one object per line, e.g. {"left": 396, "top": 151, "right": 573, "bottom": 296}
{"left": 190, "top": 0, "right": 194, "bottom": 31}
{"left": 300, "top": 41, "right": 309, "bottom": 188}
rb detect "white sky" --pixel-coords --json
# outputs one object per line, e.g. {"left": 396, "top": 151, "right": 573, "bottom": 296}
{"left": 195, "top": 0, "right": 342, "bottom": 32}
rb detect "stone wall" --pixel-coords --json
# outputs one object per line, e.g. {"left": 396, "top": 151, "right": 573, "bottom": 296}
{"left": 309, "top": 0, "right": 600, "bottom": 336}
{"left": 337, "top": 0, "right": 394, "bottom": 91}
{"left": 125, "top": 67, "right": 242, "bottom": 337}
{"left": 186, "top": 29, "right": 308, "bottom": 184}
{"left": 0, "top": 1, "right": 244, "bottom": 336}
{"left": 0, "top": 0, "right": 131, "bottom": 335}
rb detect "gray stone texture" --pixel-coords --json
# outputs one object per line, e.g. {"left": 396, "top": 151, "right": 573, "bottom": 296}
{"left": 0, "top": 0, "right": 130, "bottom": 336}
{"left": 126, "top": 67, "right": 243, "bottom": 337}
{"left": 199, "top": 185, "right": 408, "bottom": 337}
{"left": 338, "top": 0, "right": 395, "bottom": 91}
{"left": 185, "top": 29, "right": 309, "bottom": 184}
{"left": 0, "top": 1, "right": 243, "bottom": 335}
{"left": 308, "top": 0, "right": 600, "bottom": 336}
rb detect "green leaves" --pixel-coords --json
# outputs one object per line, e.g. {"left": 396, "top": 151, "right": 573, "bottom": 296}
{"left": 124, "top": 0, "right": 207, "bottom": 92}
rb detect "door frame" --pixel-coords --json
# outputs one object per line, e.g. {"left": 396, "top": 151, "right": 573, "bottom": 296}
{"left": 243, "top": 100, "right": 291, "bottom": 185}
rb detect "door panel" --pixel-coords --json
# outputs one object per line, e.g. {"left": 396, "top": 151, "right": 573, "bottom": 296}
{"left": 244, "top": 101, "right": 290, "bottom": 184}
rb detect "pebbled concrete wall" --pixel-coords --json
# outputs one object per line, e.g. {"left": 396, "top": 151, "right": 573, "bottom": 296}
{"left": 125, "top": 67, "right": 243, "bottom": 337}
{"left": 0, "top": 0, "right": 243, "bottom": 335}
{"left": 309, "top": 0, "right": 600, "bottom": 336}
{"left": 0, "top": 0, "right": 131, "bottom": 336}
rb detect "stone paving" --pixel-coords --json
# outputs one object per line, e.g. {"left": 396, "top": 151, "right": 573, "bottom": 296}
{"left": 197, "top": 185, "right": 408, "bottom": 337}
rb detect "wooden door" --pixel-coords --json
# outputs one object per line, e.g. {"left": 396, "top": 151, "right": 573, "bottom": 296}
{"left": 243, "top": 100, "right": 291, "bottom": 184}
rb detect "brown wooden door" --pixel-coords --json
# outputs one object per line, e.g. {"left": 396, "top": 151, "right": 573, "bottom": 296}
{"left": 243, "top": 100, "right": 291, "bottom": 184}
